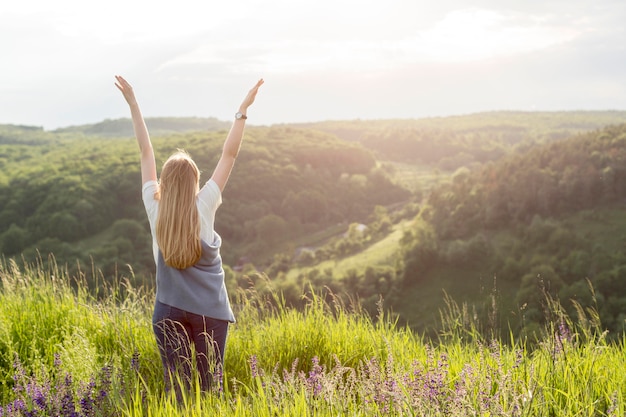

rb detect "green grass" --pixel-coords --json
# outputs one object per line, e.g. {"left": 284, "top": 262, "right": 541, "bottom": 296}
{"left": 285, "top": 220, "right": 411, "bottom": 281}
{"left": 1, "top": 255, "right": 625, "bottom": 416}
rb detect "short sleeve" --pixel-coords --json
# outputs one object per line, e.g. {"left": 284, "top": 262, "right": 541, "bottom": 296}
{"left": 141, "top": 180, "right": 159, "bottom": 264}
{"left": 197, "top": 178, "right": 222, "bottom": 214}
{"left": 142, "top": 180, "right": 159, "bottom": 221}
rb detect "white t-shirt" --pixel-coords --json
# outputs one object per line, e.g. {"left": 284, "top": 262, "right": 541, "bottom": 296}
{"left": 141, "top": 179, "right": 222, "bottom": 265}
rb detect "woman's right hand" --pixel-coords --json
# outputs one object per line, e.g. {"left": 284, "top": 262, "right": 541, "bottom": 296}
{"left": 114, "top": 75, "right": 138, "bottom": 106}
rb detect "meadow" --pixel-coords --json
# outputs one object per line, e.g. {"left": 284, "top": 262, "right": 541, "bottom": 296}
{"left": 0, "top": 255, "right": 624, "bottom": 416}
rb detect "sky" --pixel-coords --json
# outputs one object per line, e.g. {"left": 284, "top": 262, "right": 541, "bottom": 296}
{"left": 1, "top": 0, "right": 625, "bottom": 130}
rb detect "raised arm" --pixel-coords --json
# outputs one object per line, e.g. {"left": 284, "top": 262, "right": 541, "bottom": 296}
{"left": 211, "top": 78, "right": 264, "bottom": 192}
{"left": 114, "top": 75, "right": 158, "bottom": 185}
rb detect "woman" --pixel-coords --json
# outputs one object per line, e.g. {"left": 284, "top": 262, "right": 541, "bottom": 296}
{"left": 115, "top": 75, "right": 263, "bottom": 396}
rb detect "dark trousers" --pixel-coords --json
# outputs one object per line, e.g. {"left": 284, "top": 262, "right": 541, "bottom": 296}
{"left": 152, "top": 300, "right": 229, "bottom": 398}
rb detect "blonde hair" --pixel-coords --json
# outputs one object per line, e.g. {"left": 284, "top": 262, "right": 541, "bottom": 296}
{"left": 155, "top": 150, "right": 202, "bottom": 269}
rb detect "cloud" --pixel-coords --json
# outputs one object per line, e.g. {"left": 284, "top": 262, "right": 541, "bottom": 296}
{"left": 154, "top": 6, "right": 586, "bottom": 79}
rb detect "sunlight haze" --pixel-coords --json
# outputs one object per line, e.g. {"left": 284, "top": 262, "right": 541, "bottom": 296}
{"left": 1, "top": 0, "right": 625, "bottom": 129}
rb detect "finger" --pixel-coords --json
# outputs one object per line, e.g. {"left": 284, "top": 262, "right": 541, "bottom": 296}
{"left": 116, "top": 75, "right": 131, "bottom": 89}
{"left": 250, "top": 79, "right": 263, "bottom": 90}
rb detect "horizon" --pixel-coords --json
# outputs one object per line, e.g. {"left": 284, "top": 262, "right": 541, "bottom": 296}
{"left": 6, "top": 108, "right": 626, "bottom": 132}
{"left": 2, "top": 0, "right": 626, "bottom": 130}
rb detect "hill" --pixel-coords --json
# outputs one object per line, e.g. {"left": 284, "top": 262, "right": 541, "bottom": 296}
{"left": 52, "top": 116, "right": 232, "bottom": 137}
{"left": 3, "top": 112, "right": 626, "bottom": 339}
{"left": 273, "top": 120, "right": 626, "bottom": 339}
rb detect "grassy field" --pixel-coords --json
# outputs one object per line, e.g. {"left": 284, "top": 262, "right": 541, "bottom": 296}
{"left": 1, "top": 255, "right": 625, "bottom": 416}
{"left": 285, "top": 220, "right": 411, "bottom": 282}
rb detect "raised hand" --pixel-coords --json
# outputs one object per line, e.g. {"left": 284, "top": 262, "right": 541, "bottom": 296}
{"left": 239, "top": 78, "right": 264, "bottom": 112}
{"left": 114, "top": 75, "right": 138, "bottom": 106}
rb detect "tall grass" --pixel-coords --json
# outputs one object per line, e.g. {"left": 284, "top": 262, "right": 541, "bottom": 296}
{"left": 0, "top": 255, "right": 624, "bottom": 416}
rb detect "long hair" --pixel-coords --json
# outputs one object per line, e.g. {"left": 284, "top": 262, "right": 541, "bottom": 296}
{"left": 155, "top": 150, "right": 202, "bottom": 269}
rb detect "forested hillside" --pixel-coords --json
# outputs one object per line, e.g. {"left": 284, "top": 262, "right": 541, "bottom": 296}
{"left": 406, "top": 122, "right": 626, "bottom": 338}
{"left": 3, "top": 111, "right": 626, "bottom": 340}
{"left": 0, "top": 121, "right": 409, "bottom": 282}
{"left": 246, "top": 112, "right": 626, "bottom": 339}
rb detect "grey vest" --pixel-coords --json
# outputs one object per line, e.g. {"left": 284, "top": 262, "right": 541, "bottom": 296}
{"left": 156, "top": 232, "right": 235, "bottom": 322}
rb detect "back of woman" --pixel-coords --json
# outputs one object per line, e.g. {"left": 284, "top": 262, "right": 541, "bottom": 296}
{"left": 115, "top": 75, "right": 263, "bottom": 398}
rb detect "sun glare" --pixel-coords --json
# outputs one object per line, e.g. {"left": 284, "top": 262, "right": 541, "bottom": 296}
{"left": 413, "top": 9, "right": 579, "bottom": 63}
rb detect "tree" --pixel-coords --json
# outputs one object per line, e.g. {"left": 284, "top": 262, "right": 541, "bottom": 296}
{"left": 281, "top": 190, "right": 328, "bottom": 224}
{"left": 47, "top": 212, "right": 83, "bottom": 241}
{"left": 401, "top": 219, "right": 439, "bottom": 286}
{"left": 110, "top": 219, "right": 150, "bottom": 247}
{"left": 0, "top": 224, "right": 27, "bottom": 255}
{"left": 255, "top": 214, "right": 288, "bottom": 243}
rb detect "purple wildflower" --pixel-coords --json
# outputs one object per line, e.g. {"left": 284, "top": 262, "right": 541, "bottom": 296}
{"left": 306, "top": 356, "right": 324, "bottom": 397}
{"left": 99, "top": 364, "right": 113, "bottom": 400}
{"left": 61, "top": 390, "right": 76, "bottom": 416}
{"left": 555, "top": 319, "right": 573, "bottom": 355}
{"left": 249, "top": 354, "right": 259, "bottom": 378}
{"left": 54, "top": 353, "right": 62, "bottom": 369}
{"left": 130, "top": 351, "right": 140, "bottom": 373}
{"left": 8, "top": 399, "right": 26, "bottom": 413}
{"left": 80, "top": 395, "right": 94, "bottom": 417}
{"left": 214, "top": 365, "right": 224, "bottom": 395}
{"left": 12, "top": 358, "right": 26, "bottom": 395}
{"left": 558, "top": 320, "right": 572, "bottom": 343}
{"left": 32, "top": 385, "right": 47, "bottom": 411}
{"left": 79, "top": 380, "right": 97, "bottom": 417}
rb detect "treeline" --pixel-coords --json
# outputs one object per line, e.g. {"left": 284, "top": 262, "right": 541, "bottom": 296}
{"left": 299, "top": 111, "right": 626, "bottom": 170}
{"left": 53, "top": 116, "right": 231, "bottom": 137}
